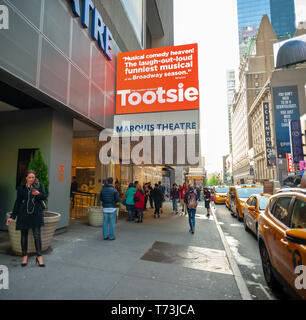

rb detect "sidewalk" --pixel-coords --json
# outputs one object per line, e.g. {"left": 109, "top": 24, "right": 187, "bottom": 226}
{"left": 0, "top": 202, "right": 243, "bottom": 300}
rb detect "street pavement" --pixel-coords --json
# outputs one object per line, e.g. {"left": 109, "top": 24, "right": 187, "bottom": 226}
{"left": 214, "top": 204, "right": 292, "bottom": 300}
{"left": 0, "top": 201, "right": 249, "bottom": 300}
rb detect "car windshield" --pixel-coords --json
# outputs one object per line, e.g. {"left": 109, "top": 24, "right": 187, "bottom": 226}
{"left": 237, "top": 188, "right": 263, "bottom": 199}
{"left": 215, "top": 187, "right": 229, "bottom": 193}
{"left": 258, "top": 197, "right": 270, "bottom": 210}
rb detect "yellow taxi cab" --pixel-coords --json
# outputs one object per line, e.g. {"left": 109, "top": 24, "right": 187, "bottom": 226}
{"left": 213, "top": 186, "right": 229, "bottom": 204}
{"left": 243, "top": 193, "right": 271, "bottom": 237}
{"left": 258, "top": 188, "right": 306, "bottom": 300}
{"left": 225, "top": 192, "right": 230, "bottom": 209}
{"left": 228, "top": 185, "right": 263, "bottom": 221}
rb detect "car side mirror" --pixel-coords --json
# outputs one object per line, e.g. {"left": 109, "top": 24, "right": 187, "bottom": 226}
{"left": 286, "top": 229, "right": 306, "bottom": 245}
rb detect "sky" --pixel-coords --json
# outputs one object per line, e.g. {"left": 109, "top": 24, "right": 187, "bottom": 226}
{"left": 174, "top": 0, "right": 306, "bottom": 175}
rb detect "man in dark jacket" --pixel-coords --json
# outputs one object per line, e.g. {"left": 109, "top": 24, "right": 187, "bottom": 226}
{"left": 100, "top": 177, "right": 120, "bottom": 240}
{"left": 151, "top": 184, "right": 164, "bottom": 218}
{"left": 148, "top": 182, "right": 154, "bottom": 209}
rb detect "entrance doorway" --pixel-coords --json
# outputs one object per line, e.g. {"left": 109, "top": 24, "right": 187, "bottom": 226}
{"left": 70, "top": 120, "right": 102, "bottom": 220}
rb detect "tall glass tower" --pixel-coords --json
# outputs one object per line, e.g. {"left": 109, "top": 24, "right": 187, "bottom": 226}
{"left": 270, "top": 0, "right": 296, "bottom": 38}
{"left": 237, "top": 0, "right": 296, "bottom": 57}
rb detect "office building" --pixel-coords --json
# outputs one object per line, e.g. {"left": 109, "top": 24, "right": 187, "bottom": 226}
{"left": 270, "top": 0, "right": 296, "bottom": 38}
{"left": 0, "top": 0, "right": 174, "bottom": 230}
{"left": 237, "top": 0, "right": 296, "bottom": 57}
{"left": 232, "top": 15, "right": 278, "bottom": 184}
{"left": 226, "top": 70, "right": 235, "bottom": 154}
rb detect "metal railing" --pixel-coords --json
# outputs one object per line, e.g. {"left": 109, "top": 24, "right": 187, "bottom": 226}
{"left": 70, "top": 192, "right": 101, "bottom": 219}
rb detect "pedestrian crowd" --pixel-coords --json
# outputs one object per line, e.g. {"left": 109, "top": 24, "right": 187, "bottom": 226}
{"left": 99, "top": 178, "right": 215, "bottom": 239}
{"left": 6, "top": 169, "right": 215, "bottom": 267}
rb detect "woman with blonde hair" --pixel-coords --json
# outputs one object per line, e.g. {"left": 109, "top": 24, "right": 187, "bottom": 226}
{"left": 6, "top": 170, "right": 47, "bottom": 267}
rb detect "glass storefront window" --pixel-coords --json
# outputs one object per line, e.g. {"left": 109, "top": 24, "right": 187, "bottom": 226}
{"left": 120, "top": 0, "right": 143, "bottom": 46}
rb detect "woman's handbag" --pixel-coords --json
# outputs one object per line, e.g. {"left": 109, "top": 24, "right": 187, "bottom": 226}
{"left": 34, "top": 181, "right": 46, "bottom": 210}
{"left": 41, "top": 200, "right": 46, "bottom": 210}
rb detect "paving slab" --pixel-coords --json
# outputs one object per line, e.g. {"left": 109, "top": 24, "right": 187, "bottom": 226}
{"left": 0, "top": 202, "right": 243, "bottom": 300}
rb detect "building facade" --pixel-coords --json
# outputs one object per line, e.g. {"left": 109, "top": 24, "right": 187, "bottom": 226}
{"left": 226, "top": 70, "right": 235, "bottom": 154}
{"left": 270, "top": 0, "right": 296, "bottom": 38}
{"left": 237, "top": 0, "right": 296, "bottom": 57}
{"left": 232, "top": 15, "right": 278, "bottom": 184}
{"left": 226, "top": 154, "right": 234, "bottom": 185}
{"left": 271, "top": 66, "right": 306, "bottom": 183}
{"left": 0, "top": 0, "right": 174, "bottom": 230}
{"left": 248, "top": 80, "right": 277, "bottom": 182}
{"left": 247, "top": 29, "right": 306, "bottom": 185}
{"left": 185, "top": 157, "right": 205, "bottom": 188}
{"left": 232, "top": 76, "right": 250, "bottom": 184}
{"left": 237, "top": 0, "right": 271, "bottom": 57}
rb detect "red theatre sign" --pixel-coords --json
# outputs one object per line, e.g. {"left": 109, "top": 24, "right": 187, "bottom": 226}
{"left": 286, "top": 153, "right": 294, "bottom": 173}
{"left": 116, "top": 43, "right": 199, "bottom": 115}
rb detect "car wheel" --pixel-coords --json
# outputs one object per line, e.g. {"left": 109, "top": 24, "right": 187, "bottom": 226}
{"left": 238, "top": 213, "right": 243, "bottom": 222}
{"left": 235, "top": 209, "right": 239, "bottom": 219}
{"left": 259, "top": 243, "right": 281, "bottom": 291}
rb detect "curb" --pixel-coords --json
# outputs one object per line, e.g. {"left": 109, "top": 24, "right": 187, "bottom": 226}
{"left": 211, "top": 207, "right": 252, "bottom": 300}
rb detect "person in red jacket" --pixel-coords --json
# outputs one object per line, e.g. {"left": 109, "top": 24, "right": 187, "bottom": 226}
{"left": 134, "top": 182, "right": 145, "bottom": 223}
{"left": 180, "top": 183, "right": 188, "bottom": 215}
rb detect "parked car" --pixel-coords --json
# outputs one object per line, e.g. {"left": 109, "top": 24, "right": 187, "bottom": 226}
{"left": 258, "top": 188, "right": 306, "bottom": 299}
{"left": 243, "top": 193, "right": 271, "bottom": 237}
{"left": 225, "top": 192, "right": 230, "bottom": 209}
{"left": 228, "top": 186, "right": 264, "bottom": 221}
{"left": 213, "top": 186, "right": 229, "bottom": 204}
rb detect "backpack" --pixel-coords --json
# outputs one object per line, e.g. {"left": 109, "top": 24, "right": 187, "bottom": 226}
{"left": 187, "top": 193, "right": 197, "bottom": 209}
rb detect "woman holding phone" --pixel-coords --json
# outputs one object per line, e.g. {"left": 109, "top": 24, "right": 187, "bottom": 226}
{"left": 6, "top": 170, "right": 47, "bottom": 267}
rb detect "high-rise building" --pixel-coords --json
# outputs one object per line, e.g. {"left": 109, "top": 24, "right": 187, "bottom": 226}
{"left": 232, "top": 15, "right": 278, "bottom": 184}
{"left": 237, "top": 0, "right": 296, "bottom": 57}
{"left": 270, "top": 0, "right": 296, "bottom": 39}
{"left": 226, "top": 70, "right": 235, "bottom": 154}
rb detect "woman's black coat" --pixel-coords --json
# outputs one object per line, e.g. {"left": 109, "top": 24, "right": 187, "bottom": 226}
{"left": 151, "top": 187, "right": 164, "bottom": 206}
{"left": 10, "top": 183, "right": 47, "bottom": 230}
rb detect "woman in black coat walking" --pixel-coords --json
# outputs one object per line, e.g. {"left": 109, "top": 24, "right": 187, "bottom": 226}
{"left": 151, "top": 184, "right": 164, "bottom": 218}
{"left": 6, "top": 170, "right": 47, "bottom": 267}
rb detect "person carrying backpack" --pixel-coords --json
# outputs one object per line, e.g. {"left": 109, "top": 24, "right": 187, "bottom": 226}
{"left": 184, "top": 187, "right": 198, "bottom": 234}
